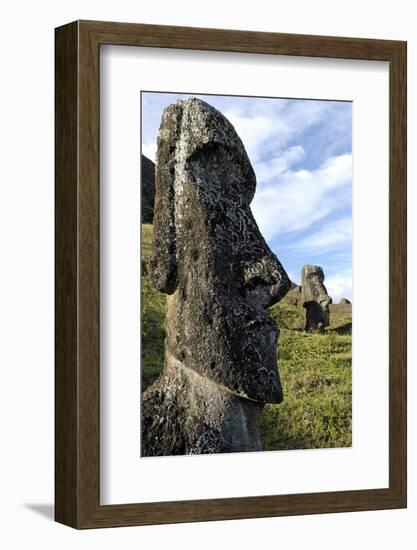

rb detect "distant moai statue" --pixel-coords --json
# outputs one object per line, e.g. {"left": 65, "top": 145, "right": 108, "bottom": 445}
{"left": 141, "top": 98, "right": 290, "bottom": 456}
{"left": 301, "top": 265, "right": 332, "bottom": 332}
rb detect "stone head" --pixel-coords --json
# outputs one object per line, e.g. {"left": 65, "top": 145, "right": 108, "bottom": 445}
{"left": 150, "top": 98, "right": 290, "bottom": 403}
{"left": 301, "top": 264, "right": 332, "bottom": 327}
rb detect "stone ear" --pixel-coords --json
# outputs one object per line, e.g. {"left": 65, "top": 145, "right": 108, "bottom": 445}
{"left": 149, "top": 171, "right": 178, "bottom": 294}
{"left": 149, "top": 104, "right": 182, "bottom": 295}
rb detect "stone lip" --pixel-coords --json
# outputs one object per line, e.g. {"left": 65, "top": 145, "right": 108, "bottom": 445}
{"left": 150, "top": 97, "right": 290, "bottom": 403}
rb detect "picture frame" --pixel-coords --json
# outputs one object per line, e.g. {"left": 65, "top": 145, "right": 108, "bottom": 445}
{"left": 55, "top": 20, "right": 407, "bottom": 528}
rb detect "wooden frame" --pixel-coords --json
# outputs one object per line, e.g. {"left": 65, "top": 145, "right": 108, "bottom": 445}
{"left": 55, "top": 20, "right": 407, "bottom": 529}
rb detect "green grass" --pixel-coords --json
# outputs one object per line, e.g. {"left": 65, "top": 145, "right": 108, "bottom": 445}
{"left": 141, "top": 224, "right": 166, "bottom": 390}
{"left": 260, "top": 329, "right": 352, "bottom": 450}
{"left": 269, "top": 300, "right": 352, "bottom": 333}
{"left": 141, "top": 224, "right": 352, "bottom": 449}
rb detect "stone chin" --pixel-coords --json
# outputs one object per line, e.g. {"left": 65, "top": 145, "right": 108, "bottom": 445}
{"left": 233, "top": 312, "right": 283, "bottom": 404}
{"left": 167, "top": 295, "right": 284, "bottom": 404}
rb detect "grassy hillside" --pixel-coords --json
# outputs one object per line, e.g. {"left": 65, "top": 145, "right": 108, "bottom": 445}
{"left": 141, "top": 224, "right": 166, "bottom": 389}
{"left": 141, "top": 224, "right": 352, "bottom": 450}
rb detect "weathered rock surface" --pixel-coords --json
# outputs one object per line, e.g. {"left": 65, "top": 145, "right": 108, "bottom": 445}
{"left": 301, "top": 265, "right": 332, "bottom": 332}
{"left": 142, "top": 98, "right": 290, "bottom": 456}
{"left": 282, "top": 283, "right": 303, "bottom": 306}
{"left": 330, "top": 302, "right": 352, "bottom": 317}
{"left": 141, "top": 154, "right": 155, "bottom": 223}
{"left": 142, "top": 355, "right": 264, "bottom": 456}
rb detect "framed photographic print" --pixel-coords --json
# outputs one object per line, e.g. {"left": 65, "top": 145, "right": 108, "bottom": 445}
{"left": 55, "top": 20, "right": 407, "bottom": 528}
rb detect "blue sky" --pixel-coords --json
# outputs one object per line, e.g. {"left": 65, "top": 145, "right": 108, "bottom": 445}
{"left": 141, "top": 92, "right": 352, "bottom": 302}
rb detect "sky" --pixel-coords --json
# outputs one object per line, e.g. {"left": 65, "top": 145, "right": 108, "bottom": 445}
{"left": 141, "top": 92, "right": 352, "bottom": 302}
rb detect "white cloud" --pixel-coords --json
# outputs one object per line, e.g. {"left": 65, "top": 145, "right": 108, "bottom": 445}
{"left": 290, "top": 216, "right": 352, "bottom": 255}
{"left": 225, "top": 113, "right": 289, "bottom": 163}
{"left": 225, "top": 99, "right": 334, "bottom": 165}
{"left": 325, "top": 270, "right": 352, "bottom": 303}
{"left": 251, "top": 153, "right": 352, "bottom": 240}
{"left": 254, "top": 145, "right": 305, "bottom": 182}
{"left": 142, "top": 142, "right": 157, "bottom": 162}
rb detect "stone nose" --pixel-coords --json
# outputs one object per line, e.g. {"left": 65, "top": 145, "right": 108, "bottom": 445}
{"left": 243, "top": 253, "right": 291, "bottom": 309}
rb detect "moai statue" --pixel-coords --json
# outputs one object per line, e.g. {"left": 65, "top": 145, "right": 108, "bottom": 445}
{"left": 301, "top": 265, "right": 332, "bottom": 332}
{"left": 141, "top": 98, "right": 290, "bottom": 456}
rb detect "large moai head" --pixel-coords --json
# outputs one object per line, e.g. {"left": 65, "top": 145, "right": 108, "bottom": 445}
{"left": 150, "top": 98, "right": 290, "bottom": 403}
{"left": 301, "top": 264, "right": 332, "bottom": 331}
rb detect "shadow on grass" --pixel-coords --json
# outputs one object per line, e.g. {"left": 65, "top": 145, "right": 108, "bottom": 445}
{"left": 331, "top": 322, "right": 352, "bottom": 335}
